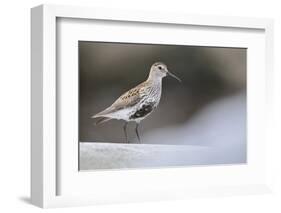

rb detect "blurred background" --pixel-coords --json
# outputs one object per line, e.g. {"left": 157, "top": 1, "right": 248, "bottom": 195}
{"left": 79, "top": 41, "right": 246, "bottom": 146}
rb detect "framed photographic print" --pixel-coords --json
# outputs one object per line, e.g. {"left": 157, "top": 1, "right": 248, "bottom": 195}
{"left": 31, "top": 4, "right": 274, "bottom": 208}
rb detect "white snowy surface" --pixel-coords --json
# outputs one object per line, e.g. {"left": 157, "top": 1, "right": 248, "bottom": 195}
{"left": 80, "top": 143, "right": 209, "bottom": 170}
{"left": 80, "top": 93, "right": 246, "bottom": 170}
{"left": 80, "top": 142, "right": 244, "bottom": 170}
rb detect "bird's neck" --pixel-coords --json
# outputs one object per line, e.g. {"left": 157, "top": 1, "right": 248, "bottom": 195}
{"left": 147, "top": 73, "right": 163, "bottom": 85}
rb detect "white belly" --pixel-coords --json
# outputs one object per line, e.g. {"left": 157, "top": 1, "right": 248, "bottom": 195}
{"left": 106, "top": 107, "right": 135, "bottom": 121}
{"left": 106, "top": 90, "right": 161, "bottom": 122}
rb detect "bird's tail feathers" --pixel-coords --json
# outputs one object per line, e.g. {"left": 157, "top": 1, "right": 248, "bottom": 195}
{"left": 92, "top": 107, "right": 114, "bottom": 119}
{"left": 92, "top": 113, "right": 103, "bottom": 119}
{"left": 94, "top": 117, "right": 112, "bottom": 125}
{"left": 92, "top": 108, "right": 114, "bottom": 125}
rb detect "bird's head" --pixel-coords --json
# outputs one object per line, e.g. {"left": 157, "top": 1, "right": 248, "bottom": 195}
{"left": 149, "top": 62, "right": 181, "bottom": 82}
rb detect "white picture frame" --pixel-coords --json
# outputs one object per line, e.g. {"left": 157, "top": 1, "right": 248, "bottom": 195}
{"left": 31, "top": 4, "right": 274, "bottom": 208}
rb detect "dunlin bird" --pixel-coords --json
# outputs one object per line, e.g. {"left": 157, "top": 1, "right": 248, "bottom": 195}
{"left": 92, "top": 62, "right": 181, "bottom": 143}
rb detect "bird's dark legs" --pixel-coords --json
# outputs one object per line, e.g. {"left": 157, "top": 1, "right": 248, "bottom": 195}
{"left": 135, "top": 123, "right": 141, "bottom": 143}
{"left": 123, "top": 122, "right": 129, "bottom": 143}
{"left": 123, "top": 122, "right": 141, "bottom": 143}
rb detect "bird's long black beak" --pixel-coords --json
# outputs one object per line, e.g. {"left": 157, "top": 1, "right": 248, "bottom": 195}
{"left": 167, "top": 71, "right": 181, "bottom": 82}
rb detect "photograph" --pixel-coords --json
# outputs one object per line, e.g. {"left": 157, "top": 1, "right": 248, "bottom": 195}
{"left": 78, "top": 41, "right": 247, "bottom": 170}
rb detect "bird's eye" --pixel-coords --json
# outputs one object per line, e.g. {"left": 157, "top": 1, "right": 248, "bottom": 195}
{"left": 158, "top": 66, "right": 162, "bottom": 70}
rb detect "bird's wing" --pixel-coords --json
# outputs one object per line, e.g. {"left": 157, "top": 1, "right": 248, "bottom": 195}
{"left": 93, "top": 82, "right": 149, "bottom": 117}
{"left": 111, "top": 82, "right": 147, "bottom": 109}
